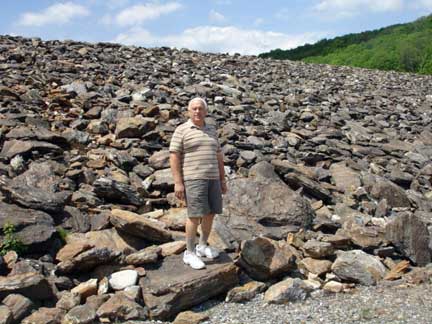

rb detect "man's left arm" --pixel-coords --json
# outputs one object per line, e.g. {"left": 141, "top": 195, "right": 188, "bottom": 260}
{"left": 217, "top": 151, "right": 227, "bottom": 194}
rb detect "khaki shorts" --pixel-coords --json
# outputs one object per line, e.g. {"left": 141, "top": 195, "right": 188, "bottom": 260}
{"left": 184, "top": 179, "right": 223, "bottom": 218}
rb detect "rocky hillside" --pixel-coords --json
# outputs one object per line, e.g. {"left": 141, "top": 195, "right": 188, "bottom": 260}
{"left": 0, "top": 34, "right": 431, "bottom": 323}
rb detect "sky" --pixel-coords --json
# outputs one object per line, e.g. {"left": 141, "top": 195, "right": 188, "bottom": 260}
{"left": 1, "top": 0, "right": 432, "bottom": 55}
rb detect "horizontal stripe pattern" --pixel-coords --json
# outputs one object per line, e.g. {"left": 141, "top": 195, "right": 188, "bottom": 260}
{"left": 169, "top": 119, "right": 221, "bottom": 180}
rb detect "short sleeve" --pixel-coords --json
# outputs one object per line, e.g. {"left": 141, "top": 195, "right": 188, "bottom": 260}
{"left": 169, "top": 126, "right": 184, "bottom": 153}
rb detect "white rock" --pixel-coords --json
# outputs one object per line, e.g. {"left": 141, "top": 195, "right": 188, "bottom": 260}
{"left": 108, "top": 270, "right": 138, "bottom": 291}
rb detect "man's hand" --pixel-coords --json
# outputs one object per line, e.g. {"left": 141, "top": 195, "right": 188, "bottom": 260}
{"left": 174, "top": 182, "right": 185, "bottom": 201}
{"left": 221, "top": 181, "right": 227, "bottom": 194}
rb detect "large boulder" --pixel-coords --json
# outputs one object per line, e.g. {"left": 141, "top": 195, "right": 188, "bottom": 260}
{"left": 0, "top": 202, "right": 56, "bottom": 252}
{"left": 0, "top": 162, "right": 71, "bottom": 213}
{"left": 236, "top": 237, "right": 298, "bottom": 281}
{"left": 385, "top": 212, "right": 432, "bottom": 266}
{"left": 220, "top": 162, "right": 315, "bottom": 241}
{"left": 0, "top": 272, "right": 57, "bottom": 300}
{"left": 110, "top": 209, "right": 172, "bottom": 243}
{"left": 331, "top": 250, "right": 386, "bottom": 286}
{"left": 369, "top": 178, "right": 411, "bottom": 208}
{"left": 141, "top": 253, "right": 238, "bottom": 320}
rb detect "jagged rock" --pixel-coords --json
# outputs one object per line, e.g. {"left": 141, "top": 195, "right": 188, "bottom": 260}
{"left": 0, "top": 162, "right": 71, "bottom": 213}
{"left": 141, "top": 254, "right": 238, "bottom": 320}
{"left": 62, "top": 304, "right": 96, "bottom": 324}
{"left": 298, "top": 257, "right": 332, "bottom": 276}
{"left": 369, "top": 178, "right": 411, "bottom": 208}
{"left": 220, "top": 169, "right": 315, "bottom": 241}
{"left": 329, "top": 162, "right": 361, "bottom": 193}
{"left": 0, "top": 272, "right": 56, "bottom": 300}
{"left": 339, "top": 216, "right": 387, "bottom": 248}
{"left": 173, "top": 311, "right": 209, "bottom": 324}
{"left": 236, "top": 237, "right": 297, "bottom": 281}
{"left": 93, "top": 177, "right": 143, "bottom": 206}
{"left": 96, "top": 292, "right": 147, "bottom": 321}
{"left": 331, "top": 250, "right": 386, "bottom": 286}
{"left": 56, "top": 242, "right": 94, "bottom": 263}
{"left": 56, "top": 291, "right": 81, "bottom": 311}
{"left": 0, "top": 202, "right": 56, "bottom": 252}
{"left": 115, "top": 116, "right": 155, "bottom": 139}
{"left": 125, "top": 246, "right": 161, "bottom": 265}
{"left": 385, "top": 212, "right": 431, "bottom": 266}
{"left": 57, "top": 247, "right": 120, "bottom": 274}
{"left": 110, "top": 209, "right": 172, "bottom": 243}
{"left": 21, "top": 307, "right": 65, "bottom": 324}
{"left": 148, "top": 150, "right": 171, "bottom": 170}
{"left": 302, "top": 239, "right": 334, "bottom": 258}
{"left": 108, "top": 269, "right": 138, "bottom": 290}
{"left": 0, "top": 140, "right": 62, "bottom": 160}
{"left": 225, "top": 281, "right": 267, "bottom": 303}
{"left": 264, "top": 278, "right": 311, "bottom": 304}
{"left": 2, "top": 294, "right": 34, "bottom": 322}
{"left": 71, "top": 278, "right": 98, "bottom": 300}
{"left": 160, "top": 241, "right": 186, "bottom": 257}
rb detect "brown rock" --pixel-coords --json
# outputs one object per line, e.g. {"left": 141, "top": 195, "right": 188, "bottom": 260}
{"left": 299, "top": 258, "right": 332, "bottom": 276}
{"left": 236, "top": 237, "right": 298, "bottom": 281}
{"left": 96, "top": 292, "right": 147, "bottom": 321}
{"left": 384, "top": 260, "right": 410, "bottom": 281}
{"left": 141, "top": 253, "right": 238, "bottom": 320}
{"left": 71, "top": 278, "right": 98, "bottom": 300}
{"left": 0, "top": 305, "right": 12, "bottom": 324}
{"left": 302, "top": 239, "right": 334, "bottom": 258}
{"left": 0, "top": 272, "right": 56, "bottom": 300}
{"left": 160, "top": 241, "right": 186, "bottom": 257}
{"left": 2, "top": 294, "right": 34, "bottom": 322}
{"left": 22, "top": 307, "right": 65, "bottom": 324}
{"left": 110, "top": 209, "right": 172, "bottom": 243}
{"left": 62, "top": 304, "right": 97, "bottom": 324}
{"left": 225, "top": 281, "right": 267, "bottom": 303}
{"left": 173, "top": 311, "right": 209, "bottom": 324}
{"left": 264, "top": 278, "right": 311, "bottom": 304}
{"left": 329, "top": 162, "right": 361, "bottom": 193}
{"left": 57, "top": 247, "right": 120, "bottom": 274}
{"left": 125, "top": 245, "right": 161, "bottom": 265}
{"left": 56, "top": 242, "right": 94, "bottom": 262}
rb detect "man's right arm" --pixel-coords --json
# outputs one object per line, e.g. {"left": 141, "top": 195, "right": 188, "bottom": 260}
{"left": 170, "top": 152, "right": 185, "bottom": 201}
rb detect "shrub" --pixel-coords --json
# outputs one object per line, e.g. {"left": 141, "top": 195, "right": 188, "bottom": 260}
{"left": 0, "top": 222, "right": 26, "bottom": 256}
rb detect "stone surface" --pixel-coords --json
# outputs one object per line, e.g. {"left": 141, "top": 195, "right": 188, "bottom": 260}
{"left": 225, "top": 281, "right": 267, "bottom": 303}
{"left": 331, "top": 250, "right": 387, "bottom": 286}
{"left": 298, "top": 257, "right": 333, "bottom": 276}
{"left": 236, "top": 237, "right": 298, "bottom": 281}
{"left": 2, "top": 293, "right": 34, "bottom": 322}
{"left": 21, "top": 307, "right": 65, "bottom": 324}
{"left": 385, "top": 212, "right": 432, "bottom": 266}
{"left": 125, "top": 245, "right": 161, "bottom": 265}
{"left": 141, "top": 253, "right": 238, "bottom": 320}
{"left": 96, "top": 292, "right": 147, "bottom": 321}
{"left": 173, "top": 311, "right": 209, "bottom": 324}
{"left": 264, "top": 278, "right": 311, "bottom": 304}
{"left": 108, "top": 269, "right": 138, "bottom": 290}
{"left": 0, "top": 272, "right": 56, "bottom": 300}
{"left": 71, "top": 278, "right": 98, "bottom": 300}
{"left": 62, "top": 304, "right": 97, "bottom": 324}
{"left": 57, "top": 247, "right": 120, "bottom": 274}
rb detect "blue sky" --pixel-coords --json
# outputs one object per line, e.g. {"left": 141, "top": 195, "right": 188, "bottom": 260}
{"left": 1, "top": 0, "right": 432, "bottom": 55}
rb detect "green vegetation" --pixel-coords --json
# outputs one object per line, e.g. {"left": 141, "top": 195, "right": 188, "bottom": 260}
{"left": 57, "top": 226, "right": 69, "bottom": 244}
{"left": 259, "top": 15, "right": 432, "bottom": 75}
{"left": 0, "top": 222, "right": 26, "bottom": 256}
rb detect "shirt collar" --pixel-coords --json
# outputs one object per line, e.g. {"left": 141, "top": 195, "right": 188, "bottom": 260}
{"left": 187, "top": 119, "right": 207, "bottom": 130}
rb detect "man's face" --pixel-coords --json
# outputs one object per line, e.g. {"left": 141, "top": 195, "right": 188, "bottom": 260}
{"left": 188, "top": 100, "right": 207, "bottom": 124}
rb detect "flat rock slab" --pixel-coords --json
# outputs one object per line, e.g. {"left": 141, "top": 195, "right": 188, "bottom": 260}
{"left": 141, "top": 253, "right": 238, "bottom": 320}
{"left": 0, "top": 272, "right": 56, "bottom": 300}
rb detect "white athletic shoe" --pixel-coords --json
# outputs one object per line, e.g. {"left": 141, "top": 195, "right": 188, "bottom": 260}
{"left": 195, "top": 244, "right": 220, "bottom": 259}
{"left": 183, "top": 250, "right": 206, "bottom": 270}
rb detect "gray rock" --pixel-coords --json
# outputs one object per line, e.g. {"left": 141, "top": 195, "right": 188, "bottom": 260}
{"left": 108, "top": 269, "right": 139, "bottom": 290}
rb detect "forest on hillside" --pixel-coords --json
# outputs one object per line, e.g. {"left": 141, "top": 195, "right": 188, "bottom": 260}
{"left": 259, "top": 15, "right": 432, "bottom": 75}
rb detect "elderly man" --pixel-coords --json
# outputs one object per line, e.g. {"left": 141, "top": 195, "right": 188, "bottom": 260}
{"left": 169, "top": 97, "right": 227, "bottom": 269}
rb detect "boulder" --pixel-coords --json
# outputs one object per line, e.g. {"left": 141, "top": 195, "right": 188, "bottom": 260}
{"left": 0, "top": 305, "right": 12, "bottom": 324}
{"left": 96, "top": 292, "right": 148, "bottom": 321}
{"left": 2, "top": 294, "right": 34, "bottom": 322}
{"left": 0, "top": 162, "right": 71, "bottom": 213}
{"left": 63, "top": 304, "right": 97, "bottom": 324}
{"left": 110, "top": 209, "right": 172, "bottom": 243}
{"left": 331, "top": 250, "right": 386, "bottom": 286}
{"left": 0, "top": 272, "right": 56, "bottom": 300}
{"left": 385, "top": 212, "right": 431, "bottom": 266}
{"left": 225, "top": 281, "right": 267, "bottom": 303}
{"left": 108, "top": 269, "right": 138, "bottom": 290}
{"left": 93, "top": 177, "right": 143, "bottom": 206}
{"left": 173, "top": 311, "right": 209, "bottom": 324}
{"left": 369, "top": 178, "right": 411, "bottom": 208}
{"left": 21, "top": 307, "right": 65, "bottom": 324}
{"left": 141, "top": 253, "right": 238, "bottom": 320}
{"left": 220, "top": 172, "right": 314, "bottom": 241}
{"left": 264, "top": 278, "right": 311, "bottom": 304}
{"left": 236, "top": 237, "right": 297, "bottom": 281}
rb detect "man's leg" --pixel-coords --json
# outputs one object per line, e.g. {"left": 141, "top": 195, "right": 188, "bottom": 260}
{"left": 199, "top": 213, "right": 214, "bottom": 246}
{"left": 185, "top": 217, "right": 200, "bottom": 252}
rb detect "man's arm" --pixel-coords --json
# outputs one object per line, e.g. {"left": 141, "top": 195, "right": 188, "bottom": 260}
{"left": 170, "top": 152, "right": 185, "bottom": 201}
{"left": 217, "top": 151, "right": 227, "bottom": 194}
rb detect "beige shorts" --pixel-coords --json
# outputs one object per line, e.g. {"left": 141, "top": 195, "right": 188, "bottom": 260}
{"left": 184, "top": 179, "right": 223, "bottom": 218}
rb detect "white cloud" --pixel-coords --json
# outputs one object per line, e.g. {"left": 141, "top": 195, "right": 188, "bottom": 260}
{"left": 209, "top": 10, "right": 226, "bottom": 24}
{"left": 254, "top": 18, "right": 265, "bottom": 26}
{"left": 313, "top": 0, "right": 404, "bottom": 17}
{"left": 18, "top": 2, "right": 90, "bottom": 27}
{"left": 114, "top": 26, "right": 324, "bottom": 55}
{"left": 115, "top": 2, "right": 182, "bottom": 26}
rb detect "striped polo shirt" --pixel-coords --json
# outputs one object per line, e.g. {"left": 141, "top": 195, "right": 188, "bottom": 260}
{"left": 169, "top": 119, "right": 221, "bottom": 181}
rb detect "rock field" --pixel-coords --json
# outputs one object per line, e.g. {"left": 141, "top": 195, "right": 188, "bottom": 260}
{"left": 0, "top": 34, "right": 431, "bottom": 323}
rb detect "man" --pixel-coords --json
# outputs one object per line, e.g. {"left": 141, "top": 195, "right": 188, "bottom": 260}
{"left": 169, "top": 97, "right": 227, "bottom": 269}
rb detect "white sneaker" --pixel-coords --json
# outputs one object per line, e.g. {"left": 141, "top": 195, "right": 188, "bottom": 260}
{"left": 183, "top": 250, "right": 205, "bottom": 270}
{"left": 195, "top": 244, "right": 220, "bottom": 259}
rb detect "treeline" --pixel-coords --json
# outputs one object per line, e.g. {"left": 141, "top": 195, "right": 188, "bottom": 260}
{"left": 259, "top": 15, "right": 432, "bottom": 75}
